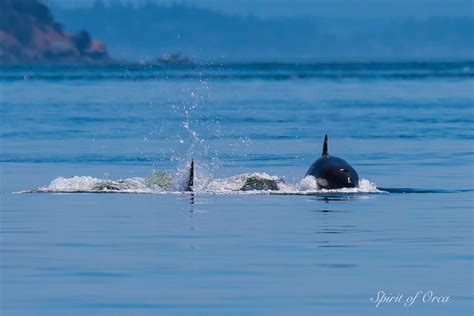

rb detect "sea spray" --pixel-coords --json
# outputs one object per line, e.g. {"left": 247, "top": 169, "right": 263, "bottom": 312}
{"left": 170, "top": 77, "right": 224, "bottom": 191}
{"left": 29, "top": 172, "right": 381, "bottom": 195}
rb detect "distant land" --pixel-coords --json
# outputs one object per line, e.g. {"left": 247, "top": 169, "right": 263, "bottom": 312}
{"left": 0, "top": 0, "right": 109, "bottom": 64}
{"left": 1, "top": 0, "right": 473, "bottom": 64}
{"left": 51, "top": 1, "right": 474, "bottom": 62}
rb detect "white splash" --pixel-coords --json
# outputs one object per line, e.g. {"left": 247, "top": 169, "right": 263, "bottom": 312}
{"left": 37, "top": 176, "right": 162, "bottom": 194}
{"left": 27, "top": 172, "right": 381, "bottom": 195}
{"left": 46, "top": 176, "right": 101, "bottom": 191}
{"left": 206, "top": 172, "right": 284, "bottom": 193}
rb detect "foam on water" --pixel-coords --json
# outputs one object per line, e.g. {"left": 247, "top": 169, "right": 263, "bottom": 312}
{"left": 206, "top": 173, "right": 285, "bottom": 193}
{"left": 23, "top": 172, "right": 381, "bottom": 195}
{"left": 42, "top": 175, "right": 162, "bottom": 193}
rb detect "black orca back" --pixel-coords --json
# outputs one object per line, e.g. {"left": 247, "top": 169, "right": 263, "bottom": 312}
{"left": 322, "top": 134, "right": 328, "bottom": 157}
{"left": 306, "top": 135, "right": 359, "bottom": 189}
{"left": 186, "top": 159, "right": 194, "bottom": 191}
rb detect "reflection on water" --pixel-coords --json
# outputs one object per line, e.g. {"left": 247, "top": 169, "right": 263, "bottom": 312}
{"left": 311, "top": 194, "right": 374, "bottom": 202}
{"left": 309, "top": 207, "right": 359, "bottom": 249}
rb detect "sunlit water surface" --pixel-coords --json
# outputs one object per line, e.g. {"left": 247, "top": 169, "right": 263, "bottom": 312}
{"left": 1, "top": 63, "right": 473, "bottom": 315}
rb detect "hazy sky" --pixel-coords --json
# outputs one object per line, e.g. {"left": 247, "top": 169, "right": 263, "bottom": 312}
{"left": 49, "top": 0, "right": 474, "bottom": 18}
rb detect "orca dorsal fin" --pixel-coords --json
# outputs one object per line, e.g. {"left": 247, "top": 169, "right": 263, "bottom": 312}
{"left": 321, "top": 134, "right": 329, "bottom": 157}
{"left": 186, "top": 159, "right": 194, "bottom": 191}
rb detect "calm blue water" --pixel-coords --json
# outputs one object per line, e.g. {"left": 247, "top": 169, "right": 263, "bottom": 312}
{"left": 1, "top": 63, "right": 473, "bottom": 315}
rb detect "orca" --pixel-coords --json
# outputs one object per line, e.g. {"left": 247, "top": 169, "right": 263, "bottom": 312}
{"left": 186, "top": 159, "right": 194, "bottom": 192}
{"left": 306, "top": 135, "right": 359, "bottom": 189}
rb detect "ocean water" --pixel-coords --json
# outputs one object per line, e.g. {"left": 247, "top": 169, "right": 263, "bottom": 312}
{"left": 0, "top": 62, "right": 473, "bottom": 315}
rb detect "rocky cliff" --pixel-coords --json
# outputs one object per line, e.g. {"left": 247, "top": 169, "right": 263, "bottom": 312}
{"left": 0, "top": 0, "right": 109, "bottom": 63}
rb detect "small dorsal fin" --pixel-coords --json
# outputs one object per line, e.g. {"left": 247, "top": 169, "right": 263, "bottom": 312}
{"left": 321, "top": 134, "right": 328, "bottom": 157}
{"left": 186, "top": 159, "right": 194, "bottom": 191}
